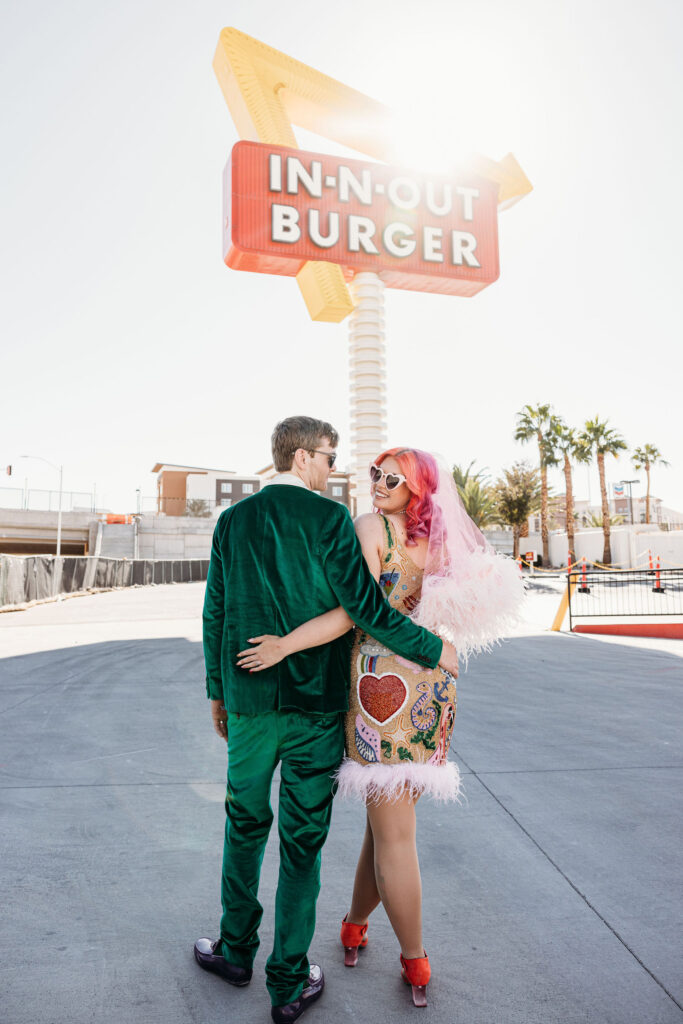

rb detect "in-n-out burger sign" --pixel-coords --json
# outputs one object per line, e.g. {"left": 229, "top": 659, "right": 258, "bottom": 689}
{"left": 224, "top": 141, "right": 500, "bottom": 297}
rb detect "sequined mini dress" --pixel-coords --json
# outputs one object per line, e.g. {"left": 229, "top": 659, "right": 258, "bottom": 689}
{"left": 335, "top": 515, "right": 461, "bottom": 803}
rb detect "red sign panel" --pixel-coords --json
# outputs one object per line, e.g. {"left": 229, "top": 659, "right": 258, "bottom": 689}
{"left": 224, "top": 141, "right": 500, "bottom": 297}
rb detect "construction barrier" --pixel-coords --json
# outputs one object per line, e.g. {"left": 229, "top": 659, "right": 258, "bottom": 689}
{"left": 0, "top": 555, "right": 209, "bottom": 611}
{"left": 521, "top": 553, "right": 683, "bottom": 573}
{"left": 566, "top": 567, "right": 683, "bottom": 632}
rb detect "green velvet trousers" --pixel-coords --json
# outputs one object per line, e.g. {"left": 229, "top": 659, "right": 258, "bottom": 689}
{"left": 218, "top": 710, "right": 344, "bottom": 1006}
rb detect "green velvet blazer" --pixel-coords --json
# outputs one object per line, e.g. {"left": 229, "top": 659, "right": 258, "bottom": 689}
{"left": 203, "top": 483, "right": 442, "bottom": 714}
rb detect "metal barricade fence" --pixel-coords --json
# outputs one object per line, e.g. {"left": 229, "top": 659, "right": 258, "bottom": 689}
{"left": 567, "top": 568, "right": 683, "bottom": 630}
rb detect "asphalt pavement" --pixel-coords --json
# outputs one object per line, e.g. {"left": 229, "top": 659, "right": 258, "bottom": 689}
{"left": 1, "top": 582, "right": 682, "bottom": 1024}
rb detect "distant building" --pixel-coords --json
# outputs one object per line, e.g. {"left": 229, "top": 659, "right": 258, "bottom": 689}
{"left": 526, "top": 494, "right": 683, "bottom": 532}
{"left": 256, "top": 464, "right": 353, "bottom": 512}
{"left": 151, "top": 463, "right": 261, "bottom": 517}
{"left": 152, "top": 461, "right": 354, "bottom": 519}
{"left": 611, "top": 493, "right": 681, "bottom": 526}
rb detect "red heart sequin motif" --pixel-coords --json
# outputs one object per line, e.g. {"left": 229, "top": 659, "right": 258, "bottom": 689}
{"left": 358, "top": 673, "right": 408, "bottom": 724}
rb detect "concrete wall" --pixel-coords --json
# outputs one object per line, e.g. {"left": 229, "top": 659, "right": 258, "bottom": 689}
{"left": 482, "top": 529, "right": 514, "bottom": 555}
{"left": 137, "top": 515, "right": 214, "bottom": 560}
{"left": 0, "top": 511, "right": 221, "bottom": 561}
{"left": 549, "top": 529, "right": 605, "bottom": 567}
{"left": 626, "top": 528, "right": 683, "bottom": 568}
{"left": 524, "top": 525, "right": 683, "bottom": 568}
{"left": 99, "top": 524, "right": 136, "bottom": 558}
{"left": 0, "top": 508, "right": 92, "bottom": 555}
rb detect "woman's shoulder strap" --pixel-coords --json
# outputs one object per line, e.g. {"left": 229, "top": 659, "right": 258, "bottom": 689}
{"left": 378, "top": 513, "right": 397, "bottom": 561}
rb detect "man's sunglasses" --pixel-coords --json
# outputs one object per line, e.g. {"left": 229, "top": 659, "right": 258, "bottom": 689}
{"left": 308, "top": 449, "right": 337, "bottom": 468}
{"left": 369, "top": 463, "right": 407, "bottom": 490}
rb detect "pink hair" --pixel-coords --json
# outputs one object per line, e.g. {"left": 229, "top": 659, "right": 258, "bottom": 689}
{"left": 375, "top": 447, "right": 440, "bottom": 546}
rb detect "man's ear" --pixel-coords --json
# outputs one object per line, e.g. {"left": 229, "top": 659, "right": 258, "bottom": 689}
{"left": 291, "top": 448, "right": 307, "bottom": 472}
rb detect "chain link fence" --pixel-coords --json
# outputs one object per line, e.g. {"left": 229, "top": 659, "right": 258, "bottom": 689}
{"left": 0, "top": 487, "right": 97, "bottom": 512}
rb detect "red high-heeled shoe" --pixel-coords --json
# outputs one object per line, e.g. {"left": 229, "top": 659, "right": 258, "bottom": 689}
{"left": 340, "top": 914, "right": 369, "bottom": 967}
{"left": 400, "top": 952, "right": 431, "bottom": 1007}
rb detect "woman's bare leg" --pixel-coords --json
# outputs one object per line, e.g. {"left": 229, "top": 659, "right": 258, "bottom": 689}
{"left": 347, "top": 816, "right": 380, "bottom": 924}
{"left": 366, "top": 795, "right": 424, "bottom": 959}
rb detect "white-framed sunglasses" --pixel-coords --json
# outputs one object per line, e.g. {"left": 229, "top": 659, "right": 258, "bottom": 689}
{"left": 369, "top": 463, "right": 407, "bottom": 491}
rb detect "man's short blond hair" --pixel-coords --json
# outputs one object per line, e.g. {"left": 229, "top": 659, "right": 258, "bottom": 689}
{"left": 271, "top": 416, "right": 339, "bottom": 472}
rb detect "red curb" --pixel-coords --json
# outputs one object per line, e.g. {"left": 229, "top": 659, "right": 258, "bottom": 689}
{"left": 572, "top": 623, "right": 683, "bottom": 639}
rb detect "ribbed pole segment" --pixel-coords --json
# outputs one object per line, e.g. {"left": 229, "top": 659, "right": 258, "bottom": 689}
{"left": 348, "top": 272, "right": 387, "bottom": 514}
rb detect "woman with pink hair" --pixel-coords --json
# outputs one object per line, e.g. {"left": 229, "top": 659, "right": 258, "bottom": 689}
{"left": 238, "top": 447, "right": 522, "bottom": 1006}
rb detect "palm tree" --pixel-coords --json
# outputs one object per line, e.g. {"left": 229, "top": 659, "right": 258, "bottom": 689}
{"left": 514, "top": 404, "right": 559, "bottom": 565}
{"left": 452, "top": 461, "right": 497, "bottom": 528}
{"left": 459, "top": 478, "right": 499, "bottom": 529}
{"left": 586, "top": 512, "right": 625, "bottom": 527}
{"left": 492, "top": 462, "right": 542, "bottom": 559}
{"left": 631, "top": 444, "right": 670, "bottom": 523}
{"left": 452, "top": 460, "right": 488, "bottom": 495}
{"left": 549, "top": 420, "right": 591, "bottom": 562}
{"left": 580, "top": 417, "right": 627, "bottom": 564}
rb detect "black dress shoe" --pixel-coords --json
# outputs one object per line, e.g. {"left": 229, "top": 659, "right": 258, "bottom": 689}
{"left": 271, "top": 965, "right": 324, "bottom": 1023}
{"left": 194, "top": 937, "right": 252, "bottom": 986}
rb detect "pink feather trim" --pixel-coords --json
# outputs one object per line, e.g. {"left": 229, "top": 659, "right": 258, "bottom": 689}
{"left": 410, "top": 550, "right": 526, "bottom": 662}
{"left": 334, "top": 758, "right": 462, "bottom": 803}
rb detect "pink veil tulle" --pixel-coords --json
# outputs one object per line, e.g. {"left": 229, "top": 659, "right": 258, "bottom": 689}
{"left": 408, "top": 457, "right": 526, "bottom": 661}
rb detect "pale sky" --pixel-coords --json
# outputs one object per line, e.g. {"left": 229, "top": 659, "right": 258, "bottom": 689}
{"left": 2, "top": 0, "right": 681, "bottom": 514}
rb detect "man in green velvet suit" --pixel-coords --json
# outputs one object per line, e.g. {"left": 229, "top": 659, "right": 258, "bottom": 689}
{"left": 195, "top": 415, "right": 457, "bottom": 1024}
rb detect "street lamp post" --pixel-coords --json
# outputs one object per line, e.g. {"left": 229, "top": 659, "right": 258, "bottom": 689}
{"left": 621, "top": 479, "right": 640, "bottom": 526}
{"left": 56, "top": 464, "right": 63, "bottom": 556}
{"left": 22, "top": 455, "right": 64, "bottom": 556}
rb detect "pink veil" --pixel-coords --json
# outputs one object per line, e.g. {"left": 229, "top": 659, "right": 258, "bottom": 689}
{"left": 408, "top": 457, "right": 526, "bottom": 661}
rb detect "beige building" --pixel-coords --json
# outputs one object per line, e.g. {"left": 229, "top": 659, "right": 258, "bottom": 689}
{"left": 527, "top": 494, "right": 682, "bottom": 533}
{"left": 256, "top": 464, "right": 354, "bottom": 512}
{"left": 152, "top": 462, "right": 355, "bottom": 518}
{"left": 152, "top": 463, "right": 261, "bottom": 517}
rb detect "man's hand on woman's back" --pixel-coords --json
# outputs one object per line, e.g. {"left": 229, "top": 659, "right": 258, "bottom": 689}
{"left": 438, "top": 640, "right": 459, "bottom": 678}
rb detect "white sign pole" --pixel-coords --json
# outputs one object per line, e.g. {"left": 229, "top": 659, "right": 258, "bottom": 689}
{"left": 348, "top": 272, "right": 387, "bottom": 514}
